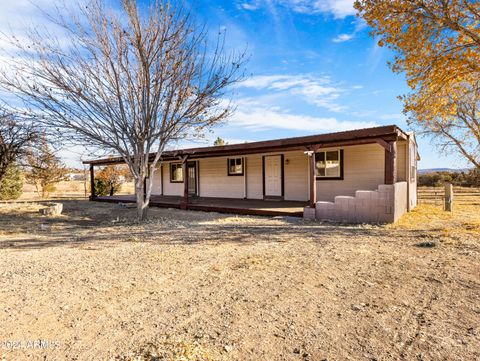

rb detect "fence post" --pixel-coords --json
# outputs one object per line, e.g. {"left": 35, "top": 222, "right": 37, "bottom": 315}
{"left": 444, "top": 183, "right": 453, "bottom": 212}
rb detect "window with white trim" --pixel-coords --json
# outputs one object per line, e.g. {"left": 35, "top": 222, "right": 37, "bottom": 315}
{"left": 315, "top": 150, "right": 342, "bottom": 179}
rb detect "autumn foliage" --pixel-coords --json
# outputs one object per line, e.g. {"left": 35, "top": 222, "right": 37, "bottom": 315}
{"left": 355, "top": 0, "right": 480, "bottom": 168}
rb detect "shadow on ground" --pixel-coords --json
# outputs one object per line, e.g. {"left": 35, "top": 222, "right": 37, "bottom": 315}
{"left": 0, "top": 199, "right": 401, "bottom": 251}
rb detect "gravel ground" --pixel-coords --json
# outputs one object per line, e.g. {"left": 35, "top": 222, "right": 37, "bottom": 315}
{"left": 0, "top": 200, "right": 479, "bottom": 360}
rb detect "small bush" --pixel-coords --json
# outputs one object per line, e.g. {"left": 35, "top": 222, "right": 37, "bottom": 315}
{"left": 418, "top": 170, "right": 480, "bottom": 187}
{"left": 0, "top": 164, "right": 23, "bottom": 200}
{"left": 94, "top": 178, "right": 121, "bottom": 196}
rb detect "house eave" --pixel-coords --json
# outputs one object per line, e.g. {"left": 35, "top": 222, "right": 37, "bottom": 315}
{"left": 83, "top": 124, "right": 409, "bottom": 166}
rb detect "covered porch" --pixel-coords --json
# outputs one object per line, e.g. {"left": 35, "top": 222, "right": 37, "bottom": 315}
{"left": 93, "top": 195, "right": 307, "bottom": 217}
{"left": 84, "top": 125, "right": 413, "bottom": 221}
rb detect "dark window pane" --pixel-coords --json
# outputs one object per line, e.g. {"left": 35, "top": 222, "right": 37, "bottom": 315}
{"left": 326, "top": 151, "right": 339, "bottom": 161}
{"left": 315, "top": 152, "right": 325, "bottom": 162}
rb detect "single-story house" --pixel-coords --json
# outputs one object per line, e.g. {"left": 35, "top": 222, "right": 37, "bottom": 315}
{"left": 84, "top": 124, "right": 419, "bottom": 223}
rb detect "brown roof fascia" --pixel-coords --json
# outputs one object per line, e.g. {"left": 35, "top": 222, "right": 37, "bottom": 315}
{"left": 83, "top": 125, "right": 407, "bottom": 165}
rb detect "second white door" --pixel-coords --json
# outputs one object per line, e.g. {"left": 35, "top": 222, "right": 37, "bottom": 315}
{"left": 264, "top": 155, "right": 282, "bottom": 197}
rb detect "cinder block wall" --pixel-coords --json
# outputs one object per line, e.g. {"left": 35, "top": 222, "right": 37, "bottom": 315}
{"left": 304, "top": 182, "right": 408, "bottom": 223}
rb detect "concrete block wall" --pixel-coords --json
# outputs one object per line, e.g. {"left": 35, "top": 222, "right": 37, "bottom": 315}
{"left": 303, "top": 182, "right": 408, "bottom": 223}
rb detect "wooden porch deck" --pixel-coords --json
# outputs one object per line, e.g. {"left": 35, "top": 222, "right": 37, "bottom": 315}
{"left": 93, "top": 195, "right": 307, "bottom": 217}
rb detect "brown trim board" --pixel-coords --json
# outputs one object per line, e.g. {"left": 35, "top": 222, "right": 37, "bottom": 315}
{"left": 84, "top": 125, "right": 407, "bottom": 165}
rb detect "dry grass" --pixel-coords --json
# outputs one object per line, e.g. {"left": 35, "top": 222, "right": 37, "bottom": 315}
{"left": 117, "top": 339, "right": 217, "bottom": 361}
{"left": 392, "top": 204, "right": 480, "bottom": 232}
{"left": 0, "top": 199, "right": 479, "bottom": 360}
{"left": 19, "top": 180, "right": 134, "bottom": 200}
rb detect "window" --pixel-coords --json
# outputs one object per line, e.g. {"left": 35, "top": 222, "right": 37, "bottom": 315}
{"left": 170, "top": 163, "right": 183, "bottom": 182}
{"left": 315, "top": 150, "right": 343, "bottom": 179}
{"left": 410, "top": 145, "right": 417, "bottom": 182}
{"left": 228, "top": 157, "right": 244, "bottom": 176}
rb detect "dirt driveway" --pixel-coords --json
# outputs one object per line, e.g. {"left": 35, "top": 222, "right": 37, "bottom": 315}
{"left": 0, "top": 200, "right": 479, "bottom": 360}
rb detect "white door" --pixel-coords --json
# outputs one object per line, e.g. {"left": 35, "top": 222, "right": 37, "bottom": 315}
{"left": 264, "top": 155, "right": 282, "bottom": 197}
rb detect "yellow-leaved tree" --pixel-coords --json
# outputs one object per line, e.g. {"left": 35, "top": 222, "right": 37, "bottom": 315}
{"left": 355, "top": 0, "right": 480, "bottom": 168}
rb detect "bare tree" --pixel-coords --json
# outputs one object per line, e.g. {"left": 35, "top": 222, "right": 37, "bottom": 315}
{"left": 0, "top": 106, "right": 37, "bottom": 185}
{"left": 0, "top": 0, "right": 245, "bottom": 219}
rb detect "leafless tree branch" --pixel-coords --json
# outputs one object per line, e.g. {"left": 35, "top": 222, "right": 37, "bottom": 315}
{"left": 0, "top": 0, "right": 246, "bottom": 219}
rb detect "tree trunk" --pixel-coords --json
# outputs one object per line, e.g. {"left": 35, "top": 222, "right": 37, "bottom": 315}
{"left": 135, "top": 177, "right": 148, "bottom": 221}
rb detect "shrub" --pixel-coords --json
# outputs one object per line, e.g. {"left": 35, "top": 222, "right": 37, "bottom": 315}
{"left": 0, "top": 163, "right": 23, "bottom": 200}
{"left": 94, "top": 178, "right": 121, "bottom": 197}
{"left": 94, "top": 164, "right": 126, "bottom": 196}
{"left": 418, "top": 170, "right": 480, "bottom": 187}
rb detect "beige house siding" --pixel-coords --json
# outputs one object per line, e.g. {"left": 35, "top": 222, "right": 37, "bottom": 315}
{"left": 198, "top": 157, "right": 245, "bottom": 198}
{"left": 246, "top": 155, "right": 263, "bottom": 199}
{"left": 397, "top": 141, "right": 407, "bottom": 181}
{"left": 151, "top": 151, "right": 310, "bottom": 200}
{"left": 151, "top": 144, "right": 400, "bottom": 204}
{"left": 150, "top": 167, "right": 163, "bottom": 195}
{"left": 316, "top": 143, "right": 385, "bottom": 202}
{"left": 161, "top": 161, "right": 183, "bottom": 196}
{"left": 284, "top": 151, "right": 309, "bottom": 201}
{"left": 196, "top": 151, "right": 309, "bottom": 200}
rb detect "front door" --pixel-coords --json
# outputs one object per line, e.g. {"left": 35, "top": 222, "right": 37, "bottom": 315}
{"left": 264, "top": 155, "right": 282, "bottom": 197}
{"left": 187, "top": 161, "right": 197, "bottom": 196}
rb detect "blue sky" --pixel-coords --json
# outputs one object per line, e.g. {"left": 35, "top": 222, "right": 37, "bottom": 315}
{"left": 0, "top": 0, "right": 467, "bottom": 169}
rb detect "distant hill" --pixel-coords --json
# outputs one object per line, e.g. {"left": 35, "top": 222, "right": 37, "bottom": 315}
{"left": 418, "top": 168, "right": 471, "bottom": 174}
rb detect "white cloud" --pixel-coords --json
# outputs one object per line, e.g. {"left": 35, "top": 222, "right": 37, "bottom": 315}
{"left": 238, "top": 2, "right": 261, "bottom": 11}
{"left": 331, "top": 18, "right": 367, "bottom": 43}
{"left": 239, "top": 0, "right": 356, "bottom": 18}
{"left": 332, "top": 33, "right": 355, "bottom": 43}
{"left": 229, "top": 100, "right": 376, "bottom": 132}
{"left": 309, "top": 0, "right": 356, "bottom": 18}
{"left": 239, "top": 74, "right": 346, "bottom": 112}
{"left": 0, "top": 1, "right": 83, "bottom": 60}
{"left": 379, "top": 113, "right": 405, "bottom": 122}
{"left": 0, "top": 0, "right": 80, "bottom": 31}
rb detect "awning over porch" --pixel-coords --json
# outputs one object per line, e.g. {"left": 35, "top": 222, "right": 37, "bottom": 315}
{"left": 82, "top": 124, "right": 408, "bottom": 166}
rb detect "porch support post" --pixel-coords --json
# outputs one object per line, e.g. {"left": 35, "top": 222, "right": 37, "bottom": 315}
{"left": 181, "top": 156, "right": 189, "bottom": 210}
{"left": 308, "top": 152, "right": 317, "bottom": 208}
{"left": 160, "top": 165, "right": 164, "bottom": 196}
{"left": 384, "top": 140, "right": 397, "bottom": 185}
{"left": 89, "top": 164, "right": 95, "bottom": 200}
{"left": 143, "top": 175, "right": 147, "bottom": 201}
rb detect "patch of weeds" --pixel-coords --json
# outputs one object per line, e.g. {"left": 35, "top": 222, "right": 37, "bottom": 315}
{"left": 462, "top": 222, "right": 480, "bottom": 232}
{"left": 232, "top": 255, "right": 271, "bottom": 270}
{"left": 116, "top": 339, "right": 216, "bottom": 361}
{"left": 415, "top": 241, "right": 438, "bottom": 248}
{"left": 125, "top": 235, "right": 141, "bottom": 242}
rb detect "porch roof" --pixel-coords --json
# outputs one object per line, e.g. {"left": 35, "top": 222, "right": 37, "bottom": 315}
{"left": 83, "top": 124, "right": 408, "bottom": 166}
